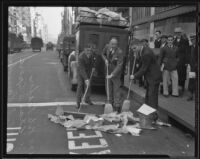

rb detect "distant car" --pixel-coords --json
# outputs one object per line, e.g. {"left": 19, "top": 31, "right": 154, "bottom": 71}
{"left": 46, "top": 42, "right": 54, "bottom": 51}
{"left": 31, "top": 37, "right": 43, "bottom": 52}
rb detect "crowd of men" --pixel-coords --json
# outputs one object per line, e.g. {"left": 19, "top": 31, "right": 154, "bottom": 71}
{"left": 75, "top": 27, "right": 197, "bottom": 121}
{"left": 134, "top": 27, "right": 197, "bottom": 101}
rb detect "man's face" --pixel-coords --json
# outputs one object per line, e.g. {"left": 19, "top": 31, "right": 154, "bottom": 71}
{"left": 131, "top": 44, "right": 141, "bottom": 53}
{"left": 84, "top": 47, "right": 93, "bottom": 57}
{"left": 167, "top": 37, "right": 174, "bottom": 46}
{"left": 175, "top": 32, "right": 182, "bottom": 39}
{"left": 110, "top": 39, "right": 118, "bottom": 49}
{"left": 155, "top": 32, "right": 161, "bottom": 39}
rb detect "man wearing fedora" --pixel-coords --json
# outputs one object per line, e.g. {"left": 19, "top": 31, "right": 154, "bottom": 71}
{"left": 173, "top": 27, "right": 190, "bottom": 96}
{"left": 187, "top": 34, "right": 197, "bottom": 101}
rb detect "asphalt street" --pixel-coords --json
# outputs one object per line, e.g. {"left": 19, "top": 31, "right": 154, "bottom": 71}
{"left": 6, "top": 49, "right": 195, "bottom": 156}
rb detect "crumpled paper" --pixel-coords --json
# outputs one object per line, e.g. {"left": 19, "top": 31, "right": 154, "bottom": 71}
{"left": 63, "top": 119, "right": 86, "bottom": 128}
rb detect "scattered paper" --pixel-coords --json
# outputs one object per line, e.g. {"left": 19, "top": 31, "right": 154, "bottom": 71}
{"left": 137, "top": 104, "right": 156, "bottom": 116}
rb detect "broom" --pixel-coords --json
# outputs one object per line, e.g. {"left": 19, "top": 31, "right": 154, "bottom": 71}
{"left": 78, "top": 68, "right": 95, "bottom": 112}
{"left": 121, "top": 51, "right": 137, "bottom": 112}
{"left": 103, "top": 62, "right": 113, "bottom": 114}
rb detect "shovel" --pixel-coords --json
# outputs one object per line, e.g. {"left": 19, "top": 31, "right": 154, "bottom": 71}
{"left": 78, "top": 68, "right": 95, "bottom": 112}
{"left": 104, "top": 62, "right": 113, "bottom": 114}
{"left": 121, "top": 51, "right": 137, "bottom": 112}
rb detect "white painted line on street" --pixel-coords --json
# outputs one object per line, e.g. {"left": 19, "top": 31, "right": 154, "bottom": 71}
{"left": 7, "top": 127, "right": 21, "bottom": 130}
{"left": 68, "top": 131, "right": 102, "bottom": 139}
{"left": 8, "top": 54, "right": 38, "bottom": 67}
{"left": 7, "top": 143, "right": 14, "bottom": 153}
{"left": 7, "top": 101, "right": 105, "bottom": 107}
{"left": 68, "top": 138, "right": 108, "bottom": 150}
{"left": 7, "top": 133, "right": 19, "bottom": 136}
{"left": 7, "top": 138, "right": 16, "bottom": 142}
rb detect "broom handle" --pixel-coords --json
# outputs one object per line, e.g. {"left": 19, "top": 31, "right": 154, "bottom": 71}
{"left": 106, "top": 63, "right": 110, "bottom": 102}
{"left": 127, "top": 52, "right": 137, "bottom": 99}
{"left": 81, "top": 68, "right": 95, "bottom": 103}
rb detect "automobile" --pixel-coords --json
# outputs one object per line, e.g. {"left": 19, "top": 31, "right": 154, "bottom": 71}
{"left": 46, "top": 42, "right": 54, "bottom": 51}
{"left": 31, "top": 37, "right": 43, "bottom": 52}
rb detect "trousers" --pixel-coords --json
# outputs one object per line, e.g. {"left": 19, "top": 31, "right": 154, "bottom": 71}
{"left": 145, "top": 81, "right": 160, "bottom": 110}
{"left": 106, "top": 77, "right": 121, "bottom": 108}
{"left": 76, "top": 75, "right": 91, "bottom": 103}
{"left": 163, "top": 70, "right": 179, "bottom": 96}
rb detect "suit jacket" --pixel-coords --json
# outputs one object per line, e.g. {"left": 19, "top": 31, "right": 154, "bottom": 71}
{"left": 101, "top": 44, "right": 124, "bottom": 78}
{"left": 134, "top": 46, "right": 162, "bottom": 84}
{"left": 189, "top": 45, "right": 198, "bottom": 72}
{"left": 173, "top": 37, "right": 190, "bottom": 65}
{"left": 158, "top": 45, "right": 179, "bottom": 71}
{"left": 154, "top": 39, "right": 161, "bottom": 48}
{"left": 77, "top": 51, "right": 96, "bottom": 80}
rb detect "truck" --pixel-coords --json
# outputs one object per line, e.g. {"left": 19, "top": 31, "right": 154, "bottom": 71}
{"left": 61, "top": 35, "right": 75, "bottom": 72}
{"left": 68, "top": 17, "right": 129, "bottom": 90}
{"left": 8, "top": 32, "right": 24, "bottom": 53}
{"left": 31, "top": 37, "right": 43, "bottom": 52}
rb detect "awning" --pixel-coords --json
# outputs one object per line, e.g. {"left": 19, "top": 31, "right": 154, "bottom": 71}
{"left": 132, "top": 6, "right": 196, "bottom": 26}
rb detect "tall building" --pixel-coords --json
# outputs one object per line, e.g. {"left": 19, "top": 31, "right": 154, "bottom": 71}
{"left": 129, "top": 6, "right": 196, "bottom": 47}
{"left": 62, "top": 7, "right": 74, "bottom": 36}
{"left": 8, "top": 7, "right": 32, "bottom": 43}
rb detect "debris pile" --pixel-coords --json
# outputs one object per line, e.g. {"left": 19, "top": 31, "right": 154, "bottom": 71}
{"left": 76, "top": 7, "right": 129, "bottom": 27}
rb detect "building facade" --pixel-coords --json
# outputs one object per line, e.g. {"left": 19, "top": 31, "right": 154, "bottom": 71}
{"left": 62, "top": 7, "right": 74, "bottom": 36}
{"left": 129, "top": 6, "right": 196, "bottom": 47}
{"left": 8, "top": 7, "right": 32, "bottom": 43}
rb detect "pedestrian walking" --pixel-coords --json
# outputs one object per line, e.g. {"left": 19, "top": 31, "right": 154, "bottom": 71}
{"left": 76, "top": 43, "right": 96, "bottom": 109}
{"left": 101, "top": 37, "right": 124, "bottom": 113}
{"left": 173, "top": 27, "right": 190, "bottom": 96}
{"left": 130, "top": 39, "right": 162, "bottom": 121}
{"left": 154, "top": 30, "right": 162, "bottom": 48}
{"left": 158, "top": 35, "right": 179, "bottom": 97}
{"left": 187, "top": 34, "right": 197, "bottom": 101}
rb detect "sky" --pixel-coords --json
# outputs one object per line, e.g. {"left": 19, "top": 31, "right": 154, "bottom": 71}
{"left": 35, "top": 7, "right": 64, "bottom": 43}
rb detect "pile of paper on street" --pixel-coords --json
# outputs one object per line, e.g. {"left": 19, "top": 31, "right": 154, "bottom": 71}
{"left": 48, "top": 104, "right": 171, "bottom": 137}
{"left": 76, "top": 7, "right": 129, "bottom": 27}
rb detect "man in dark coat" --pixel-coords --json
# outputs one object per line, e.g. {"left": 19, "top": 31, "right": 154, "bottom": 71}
{"left": 130, "top": 39, "right": 162, "bottom": 120}
{"left": 187, "top": 34, "right": 197, "bottom": 101}
{"left": 76, "top": 43, "right": 96, "bottom": 109}
{"left": 154, "top": 30, "right": 162, "bottom": 48}
{"left": 101, "top": 37, "right": 124, "bottom": 113}
{"left": 173, "top": 27, "right": 190, "bottom": 96}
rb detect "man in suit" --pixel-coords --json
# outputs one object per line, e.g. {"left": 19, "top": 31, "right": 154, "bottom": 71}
{"left": 154, "top": 30, "right": 162, "bottom": 48}
{"left": 76, "top": 43, "right": 96, "bottom": 109}
{"left": 187, "top": 34, "right": 197, "bottom": 101}
{"left": 130, "top": 39, "right": 162, "bottom": 120}
{"left": 101, "top": 37, "right": 124, "bottom": 113}
{"left": 173, "top": 27, "right": 190, "bottom": 96}
{"left": 158, "top": 35, "right": 179, "bottom": 97}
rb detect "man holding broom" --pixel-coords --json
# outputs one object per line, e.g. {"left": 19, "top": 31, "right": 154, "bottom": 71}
{"left": 76, "top": 43, "right": 96, "bottom": 109}
{"left": 101, "top": 37, "right": 124, "bottom": 113}
{"left": 130, "top": 39, "right": 162, "bottom": 121}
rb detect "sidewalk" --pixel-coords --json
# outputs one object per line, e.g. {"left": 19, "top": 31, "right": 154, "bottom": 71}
{"left": 123, "top": 77, "right": 195, "bottom": 132}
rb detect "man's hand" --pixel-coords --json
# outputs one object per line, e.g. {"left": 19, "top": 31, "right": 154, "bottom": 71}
{"left": 130, "top": 75, "right": 134, "bottom": 80}
{"left": 107, "top": 74, "right": 113, "bottom": 79}
{"left": 85, "top": 79, "right": 90, "bottom": 86}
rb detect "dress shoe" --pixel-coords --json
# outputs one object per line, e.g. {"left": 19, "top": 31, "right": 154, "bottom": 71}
{"left": 171, "top": 95, "right": 179, "bottom": 97}
{"left": 85, "top": 100, "right": 95, "bottom": 105}
{"left": 163, "top": 94, "right": 169, "bottom": 97}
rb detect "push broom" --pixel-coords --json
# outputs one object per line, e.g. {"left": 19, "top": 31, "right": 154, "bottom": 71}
{"left": 121, "top": 51, "right": 137, "bottom": 112}
{"left": 78, "top": 68, "right": 95, "bottom": 113}
{"left": 103, "top": 62, "right": 113, "bottom": 114}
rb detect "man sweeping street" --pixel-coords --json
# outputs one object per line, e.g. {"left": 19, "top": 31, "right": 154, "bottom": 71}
{"left": 130, "top": 39, "right": 162, "bottom": 121}
{"left": 101, "top": 37, "right": 124, "bottom": 113}
{"left": 76, "top": 43, "right": 96, "bottom": 109}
